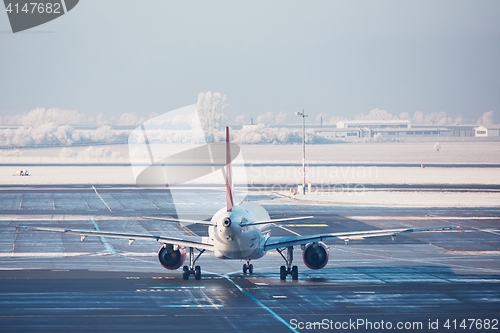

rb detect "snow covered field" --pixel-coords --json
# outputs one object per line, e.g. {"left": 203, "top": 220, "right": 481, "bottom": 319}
{"left": 240, "top": 141, "right": 500, "bottom": 164}
{"left": 1, "top": 141, "right": 499, "bottom": 184}
{"left": 276, "top": 190, "right": 500, "bottom": 207}
{"left": 1, "top": 165, "right": 499, "bottom": 186}
{"left": 1, "top": 141, "right": 500, "bottom": 164}
{"left": 1, "top": 142, "right": 499, "bottom": 207}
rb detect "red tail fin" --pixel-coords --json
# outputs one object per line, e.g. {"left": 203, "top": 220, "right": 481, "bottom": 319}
{"left": 225, "top": 126, "right": 234, "bottom": 212}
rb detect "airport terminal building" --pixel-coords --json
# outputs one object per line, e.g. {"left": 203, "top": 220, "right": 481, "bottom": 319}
{"left": 313, "top": 120, "right": 497, "bottom": 141}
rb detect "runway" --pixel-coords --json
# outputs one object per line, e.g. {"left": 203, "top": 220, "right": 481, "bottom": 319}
{"left": 0, "top": 186, "right": 499, "bottom": 332}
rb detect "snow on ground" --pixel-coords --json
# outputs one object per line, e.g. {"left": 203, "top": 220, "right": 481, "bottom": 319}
{"left": 276, "top": 191, "right": 500, "bottom": 207}
{"left": 1, "top": 142, "right": 499, "bottom": 208}
{"left": 0, "top": 166, "right": 134, "bottom": 185}
{"left": 1, "top": 141, "right": 500, "bottom": 164}
{"left": 1, "top": 166, "right": 499, "bottom": 186}
{"left": 240, "top": 141, "right": 500, "bottom": 164}
{"left": 246, "top": 166, "right": 500, "bottom": 185}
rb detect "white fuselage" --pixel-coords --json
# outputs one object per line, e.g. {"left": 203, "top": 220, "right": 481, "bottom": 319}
{"left": 208, "top": 202, "right": 271, "bottom": 260}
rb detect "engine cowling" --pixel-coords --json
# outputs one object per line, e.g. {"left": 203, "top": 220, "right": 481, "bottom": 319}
{"left": 157, "top": 244, "right": 186, "bottom": 270}
{"left": 302, "top": 242, "right": 329, "bottom": 269}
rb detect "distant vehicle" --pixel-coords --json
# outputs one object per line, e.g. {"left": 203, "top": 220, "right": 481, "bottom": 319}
{"left": 17, "top": 170, "right": 29, "bottom": 176}
{"left": 25, "top": 127, "right": 456, "bottom": 280}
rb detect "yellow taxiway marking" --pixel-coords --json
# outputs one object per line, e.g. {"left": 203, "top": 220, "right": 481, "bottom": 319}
{"left": 277, "top": 225, "right": 301, "bottom": 236}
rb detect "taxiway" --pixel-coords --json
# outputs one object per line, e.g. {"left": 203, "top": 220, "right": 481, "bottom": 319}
{"left": 0, "top": 186, "right": 499, "bottom": 332}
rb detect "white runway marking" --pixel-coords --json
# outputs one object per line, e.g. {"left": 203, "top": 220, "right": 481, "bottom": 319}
{"left": 346, "top": 216, "right": 500, "bottom": 220}
{"left": 470, "top": 227, "right": 500, "bottom": 237}
{"left": 221, "top": 273, "right": 299, "bottom": 333}
{"left": 334, "top": 246, "right": 500, "bottom": 274}
{"left": 92, "top": 185, "right": 112, "bottom": 212}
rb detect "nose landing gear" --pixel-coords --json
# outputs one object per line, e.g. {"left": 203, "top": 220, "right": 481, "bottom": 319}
{"left": 242, "top": 259, "right": 253, "bottom": 274}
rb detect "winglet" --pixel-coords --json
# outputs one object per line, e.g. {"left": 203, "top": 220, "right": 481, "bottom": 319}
{"left": 226, "top": 126, "right": 234, "bottom": 212}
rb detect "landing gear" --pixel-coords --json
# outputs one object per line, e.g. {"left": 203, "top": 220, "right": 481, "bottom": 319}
{"left": 291, "top": 265, "right": 298, "bottom": 280}
{"left": 280, "top": 265, "right": 287, "bottom": 280}
{"left": 277, "top": 246, "right": 299, "bottom": 281}
{"left": 242, "top": 260, "right": 253, "bottom": 274}
{"left": 194, "top": 265, "right": 201, "bottom": 280}
{"left": 182, "top": 247, "right": 205, "bottom": 280}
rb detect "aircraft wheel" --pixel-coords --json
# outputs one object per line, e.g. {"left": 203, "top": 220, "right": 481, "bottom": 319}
{"left": 248, "top": 264, "right": 253, "bottom": 274}
{"left": 194, "top": 265, "right": 201, "bottom": 280}
{"left": 279, "top": 265, "right": 287, "bottom": 280}
{"left": 243, "top": 264, "right": 248, "bottom": 274}
{"left": 182, "top": 266, "right": 189, "bottom": 280}
{"left": 291, "top": 265, "right": 298, "bottom": 280}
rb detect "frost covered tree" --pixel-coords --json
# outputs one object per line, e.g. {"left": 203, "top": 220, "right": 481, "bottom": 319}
{"left": 399, "top": 112, "right": 411, "bottom": 121}
{"left": 92, "top": 126, "right": 115, "bottom": 142}
{"left": 116, "top": 113, "right": 146, "bottom": 126}
{"left": 355, "top": 108, "right": 395, "bottom": 120}
{"left": 452, "top": 116, "right": 464, "bottom": 125}
{"left": 424, "top": 112, "right": 451, "bottom": 126}
{"left": 477, "top": 111, "right": 494, "bottom": 126}
{"left": 22, "top": 108, "right": 90, "bottom": 126}
{"left": 412, "top": 110, "right": 425, "bottom": 124}
{"left": 256, "top": 112, "right": 273, "bottom": 124}
{"left": 195, "top": 91, "right": 228, "bottom": 142}
{"left": 274, "top": 112, "right": 287, "bottom": 124}
{"left": 234, "top": 115, "right": 246, "bottom": 125}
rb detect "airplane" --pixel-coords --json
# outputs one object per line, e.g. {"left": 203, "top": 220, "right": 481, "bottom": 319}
{"left": 23, "top": 127, "right": 457, "bottom": 281}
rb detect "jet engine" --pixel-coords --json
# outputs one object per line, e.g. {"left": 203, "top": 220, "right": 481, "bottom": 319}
{"left": 302, "top": 242, "right": 329, "bottom": 269}
{"left": 157, "top": 244, "right": 186, "bottom": 270}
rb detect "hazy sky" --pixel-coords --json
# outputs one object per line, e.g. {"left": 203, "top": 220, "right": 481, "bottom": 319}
{"left": 1, "top": 0, "right": 499, "bottom": 122}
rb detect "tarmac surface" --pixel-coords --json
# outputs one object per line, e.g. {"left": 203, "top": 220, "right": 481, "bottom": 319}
{"left": 0, "top": 185, "right": 499, "bottom": 332}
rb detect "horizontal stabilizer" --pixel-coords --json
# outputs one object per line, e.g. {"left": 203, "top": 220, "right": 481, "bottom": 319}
{"left": 240, "top": 216, "right": 313, "bottom": 227}
{"left": 142, "top": 216, "right": 213, "bottom": 225}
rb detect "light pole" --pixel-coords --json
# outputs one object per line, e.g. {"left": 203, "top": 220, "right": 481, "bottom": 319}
{"left": 295, "top": 110, "right": 308, "bottom": 194}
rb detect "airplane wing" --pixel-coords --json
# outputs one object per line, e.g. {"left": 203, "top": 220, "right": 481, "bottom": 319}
{"left": 21, "top": 226, "right": 214, "bottom": 251}
{"left": 263, "top": 225, "right": 457, "bottom": 251}
{"left": 142, "top": 216, "right": 213, "bottom": 226}
{"left": 240, "top": 216, "right": 314, "bottom": 227}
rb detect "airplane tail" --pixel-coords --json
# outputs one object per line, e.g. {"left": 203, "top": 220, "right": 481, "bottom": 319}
{"left": 225, "top": 126, "right": 235, "bottom": 212}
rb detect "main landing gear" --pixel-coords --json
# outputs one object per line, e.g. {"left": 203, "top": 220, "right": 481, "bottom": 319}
{"left": 182, "top": 247, "right": 205, "bottom": 280}
{"left": 277, "top": 246, "right": 298, "bottom": 281}
{"left": 242, "top": 259, "right": 253, "bottom": 274}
